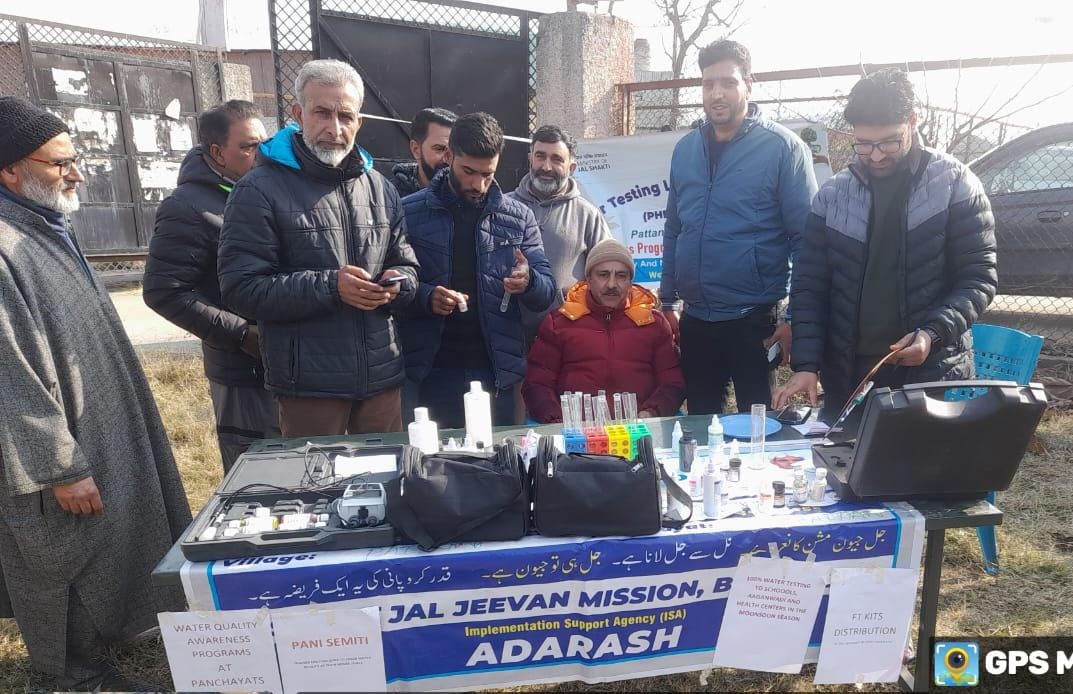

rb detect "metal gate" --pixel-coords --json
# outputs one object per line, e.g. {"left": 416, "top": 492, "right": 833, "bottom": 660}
{"left": 269, "top": 0, "right": 540, "bottom": 189}
{"left": 0, "top": 14, "right": 225, "bottom": 257}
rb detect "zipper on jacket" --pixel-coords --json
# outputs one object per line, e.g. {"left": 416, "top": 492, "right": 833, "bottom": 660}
{"left": 472, "top": 208, "right": 505, "bottom": 390}
{"left": 341, "top": 178, "right": 368, "bottom": 394}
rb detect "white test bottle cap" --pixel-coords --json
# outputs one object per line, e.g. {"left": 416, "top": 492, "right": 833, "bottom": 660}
{"left": 470, "top": 381, "right": 484, "bottom": 393}
{"left": 414, "top": 407, "right": 429, "bottom": 423}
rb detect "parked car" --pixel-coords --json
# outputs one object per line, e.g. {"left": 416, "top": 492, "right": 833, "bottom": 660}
{"left": 970, "top": 123, "right": 1073, "bottom": 296}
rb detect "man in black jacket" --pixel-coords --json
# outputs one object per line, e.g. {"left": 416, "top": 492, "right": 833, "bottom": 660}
{"left": 773, "top": 69, "right": 997, "bottom": 416}
{"left": 144, "top": 100, "right": 278, "bottom": 471}
{"left": 218, "top": 59, "right": 420, "bottom": 437}
{"left": 389, "top": 107, "right": 456, "bottom": 197}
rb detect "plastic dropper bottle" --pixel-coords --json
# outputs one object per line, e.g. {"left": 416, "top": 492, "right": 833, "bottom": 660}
{"left": 707, "top": 415, "right": 724, "bottom": 452}
{"left": 671, "top": 420, "right": 683, "bottom": 454}
{"left": 702, "top": 459, "right": 721, "bottom": 519}
{"left": 407, "top": 407, "right": 440, "bottom": 454}
{"left": 464, "top": 381, "right": 493, "bottom": 451}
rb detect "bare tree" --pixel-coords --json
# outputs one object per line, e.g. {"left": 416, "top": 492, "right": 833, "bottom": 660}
{"left": 656, "top": 0, "right": 745, "bottom": 80}
{"left": 654, "top": 0, "right": 745, "bottom": 128}
{"left": 917, "top": 61, "right": 1073, "bottom": 161}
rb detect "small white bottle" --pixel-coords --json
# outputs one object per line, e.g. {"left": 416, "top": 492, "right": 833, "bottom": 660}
{"left": 707, "top": 415, "right": 723, "bottom": 453}
{"left": 702, "top": 460, "right": 721, "bottom": 519}
{"left": 671, "top": 421, "right": 683, "bottom": 453}
{"left": 811, "top": 467, "right": 828, "bottom": 502}
{"left": 407, "top": 407, "right": 440, "bottom": 455}
{"left": 464, "top": 381, "right": 493, "bottom": 451}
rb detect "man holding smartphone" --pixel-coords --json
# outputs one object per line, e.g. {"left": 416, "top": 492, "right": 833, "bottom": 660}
{"left": 219, "top": 60, "right": 419, "bottom": 436}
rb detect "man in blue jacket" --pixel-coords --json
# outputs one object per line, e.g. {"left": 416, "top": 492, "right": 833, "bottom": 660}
{"left": 660, "top": 40, "right": 818, "bottom": 414}
{"left": 399, "top": 112, "right": 555, "bottom": 429}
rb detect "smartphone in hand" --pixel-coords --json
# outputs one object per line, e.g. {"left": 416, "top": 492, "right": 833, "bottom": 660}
{"left": 377, "top": 274, "right": 406, "bottom": 287}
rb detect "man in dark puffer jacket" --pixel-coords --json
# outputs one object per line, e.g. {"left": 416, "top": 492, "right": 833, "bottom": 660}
{"left": 773, "top": 69, "right": 997, "bottom": 416}
{"left": 398, "top": 112, "right": 554, "bottom": 429}
{"left": 144, "top": 100, "right": 279, "bottom": 472}
{"left": 389, "top": 107, "right": 456, "bottom": 197}
{"left": 218, "top": 60, "right": 419, "bottom": 437}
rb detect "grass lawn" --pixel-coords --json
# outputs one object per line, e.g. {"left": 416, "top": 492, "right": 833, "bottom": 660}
{"left": 1, "top": 352, "right": 1070, "bottom": 691}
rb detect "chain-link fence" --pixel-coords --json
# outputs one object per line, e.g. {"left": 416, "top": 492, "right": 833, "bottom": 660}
{"left": 0, "top": 13, "right": 225, "bottom": 277}
{"left": 619, "top": 56, "right": 1073, "bottom": 353}
{"left": 268, "top": 0, "right": 539, "bottom": 133}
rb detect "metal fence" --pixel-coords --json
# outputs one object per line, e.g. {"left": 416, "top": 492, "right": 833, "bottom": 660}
{"left": 0, "top": 13, "right": 226, "bottom": 262}
{"left": 618, "top": 56, "right": 1073, "bottom": 353}
{"left": 267, "top": 0, "right": 540, "bottom": 133}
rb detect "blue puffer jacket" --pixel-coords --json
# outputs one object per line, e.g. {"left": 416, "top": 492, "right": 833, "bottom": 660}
{"left": 790, "top": 143, "right": 997, "bottom": 403}
{"left": 398, "top": 170, "right": 555, "bottom": 388}
{"left": 660, "top": 105, "right": 818, "bottom": 321}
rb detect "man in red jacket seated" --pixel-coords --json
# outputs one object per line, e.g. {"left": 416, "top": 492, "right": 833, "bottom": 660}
{"left": 524, "top": 238, "right": 685, "bottom": 422}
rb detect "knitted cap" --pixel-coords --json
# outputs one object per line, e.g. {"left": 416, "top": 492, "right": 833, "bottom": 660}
{"left": 0, "top": 97, "right": 70, "bottom": 170}
{"left": 585, "top": 238, "right": 634, "bottom": 278}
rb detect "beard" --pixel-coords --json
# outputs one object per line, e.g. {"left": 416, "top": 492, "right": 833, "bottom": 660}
{"left": 302, "top": 130, "right": 350, "bottom": 167}
{"left": 529, "top": 169, "right": 565, "bottom": 197}
{"left": 419, "top": 156, "right": 445, "bottom": 182}
{"left": 448, "top": 168, "right": 485, "bottom": 206}
{"left": 20, "top": 167, "right": 79, "bottom": 214}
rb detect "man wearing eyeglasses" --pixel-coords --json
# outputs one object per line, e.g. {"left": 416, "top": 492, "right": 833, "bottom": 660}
{"left": 144, "top": 100, "right": 280, "bottom": 472}
{"left": 773, "top": 69, "right": 997, "bottom": 415}
{"left": 0, "top": 96, "right": 191, "bottom": 690}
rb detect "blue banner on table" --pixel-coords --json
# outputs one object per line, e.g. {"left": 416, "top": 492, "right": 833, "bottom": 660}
{"left": 180, "top": 502, "right": 924, "bottom": 691}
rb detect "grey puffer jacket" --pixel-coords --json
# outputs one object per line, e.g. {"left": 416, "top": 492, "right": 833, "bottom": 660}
{"left": 218, "top": 125, "right": 420, "bottom": 399}
{"left": 790, "top": 143, "right": 997, "bottom": 403}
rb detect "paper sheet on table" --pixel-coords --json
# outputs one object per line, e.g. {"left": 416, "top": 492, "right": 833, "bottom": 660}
{"left": 813, "top": 568, "right": 917, "bottom": 685}
{"left": 334, "top": 454, "right": 397, "bottom": 476}
{"left": 273, "top": 605, "right": 387, "bottom": 693}
{"left": 712, "top": 555, "right": 828, "bottom": 673}
{"left": 158, "top": 607, "right": 282, "bottom": 693}
{"left": 793, "top": 422, "right": 829, "bottom": 436}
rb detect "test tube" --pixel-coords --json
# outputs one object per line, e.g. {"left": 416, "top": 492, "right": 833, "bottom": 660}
{"left": 583, "top": 394, "right": 594, "bottom": 429}
{"left": 560, "top": 394, "right": 572, "bottom": 429}
{"left": 595, "top": 399, "right": 606, "bottom": 428}
{"left": 626, "top": 393, "right": 638, "bottom": 422}
{"left": 613, "top": 393, "right": 624, "bottom": 422}
{"left": 749, "top": 403, "right": 767, "bottom": 470}
{"left": 569, "top": 393, "right": 582, "bottom": 430}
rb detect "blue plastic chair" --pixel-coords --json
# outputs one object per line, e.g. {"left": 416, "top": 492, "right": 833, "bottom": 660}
{"left": 952, "top": 324, "right": 1044, "bottom": 575}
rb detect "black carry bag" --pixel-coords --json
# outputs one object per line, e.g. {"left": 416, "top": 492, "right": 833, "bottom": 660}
{"left": 531, "top": 434, "right": 692, "bottom": 537}
{"left": 385, "top": 440, "right": 530, "bottom": 550}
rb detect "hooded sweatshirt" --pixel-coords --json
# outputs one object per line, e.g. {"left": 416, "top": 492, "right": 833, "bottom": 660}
{"left": 508, "top": 174, "right": 611, "bottom": 341}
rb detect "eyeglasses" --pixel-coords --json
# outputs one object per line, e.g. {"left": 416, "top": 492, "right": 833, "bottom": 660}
{"left": 852, "top": 138, "right": 904, "bottom": 156}
{"left": 24, "top": 153, "right": 85, "bottom": 176}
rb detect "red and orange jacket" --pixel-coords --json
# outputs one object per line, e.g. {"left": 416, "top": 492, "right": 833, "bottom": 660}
{"left": 523, "top": 281, "right": 685, "bottom": 423}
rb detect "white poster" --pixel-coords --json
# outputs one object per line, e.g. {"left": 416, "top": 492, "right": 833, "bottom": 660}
{"left": 574, "top": 122, "right": 832, "bottom": 289}
{"left": 158, "top": 608, "right": 283, "bottom": 693}
{"left": 51, "top": 68, "right": 89, "bottom": 96}
{"left": 168, "top": 121, "right": 194, "bottom": 152}
{"left": 573, "top": 131, "right": 681, "bottom": 289}
{"left": 131, "top": 114, "right": 161, "bottom": 153}
{"left": 272, "top": 605, "right": 388, "bottom": 693}
{"left": 813, "top": 568, "right": 918, "bottom": 685}
{"left": 712, "top": 555, "right": 828, "bottom": 673}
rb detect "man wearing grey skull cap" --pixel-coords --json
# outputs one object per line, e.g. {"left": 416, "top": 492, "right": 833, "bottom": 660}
{"left": 0, "top": 96, "right": 192, "bottom": 691}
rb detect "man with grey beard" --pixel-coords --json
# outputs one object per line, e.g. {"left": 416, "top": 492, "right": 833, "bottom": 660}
{"left": 507, "top": 125, "right": 610, "bottom": 345}
{"left": 218, "top": 59, "right": 420, "bottom": 437}
{"left": 0, "top": 96, "right": 191, "bottom": 690}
